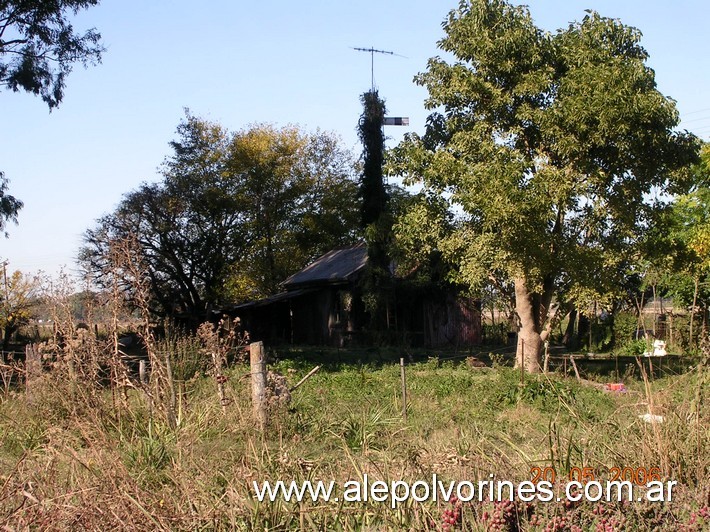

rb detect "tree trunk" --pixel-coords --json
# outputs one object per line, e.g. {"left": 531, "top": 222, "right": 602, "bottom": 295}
{"left": 562, "top": 304, "right": 577, "bottom": 348}
{"left": 635, "top": 292, "right": 645, "bottom": 340}
{"left": 2, "top": 324, "right": 15, "bottom": 351}
{"left": 514, "top": 277, "right": 544, "bottom": 373}
{"left": 652, "top": 283, "right": 657, "bottom": 337}
{"left": 690, "top": 276, "right": 699, "bottom": 351}
{"left": 577, "top": 313, "right": 590, "bottom": 349}
{"left": 517, "top": 326, "right": 542, "bottom": 373}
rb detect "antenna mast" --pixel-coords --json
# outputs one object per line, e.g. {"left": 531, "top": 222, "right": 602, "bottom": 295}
{"left": 352, "top": 46, "right": 405, "bottom": 90}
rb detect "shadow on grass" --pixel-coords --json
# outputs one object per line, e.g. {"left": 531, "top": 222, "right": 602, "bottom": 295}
{"left": 266, "top": 343, "right": 700, "bottom": 383}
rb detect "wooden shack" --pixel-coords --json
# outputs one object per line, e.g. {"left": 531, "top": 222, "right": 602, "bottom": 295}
{"left": 227, "top": 243, "right": 481, "bottom": 348}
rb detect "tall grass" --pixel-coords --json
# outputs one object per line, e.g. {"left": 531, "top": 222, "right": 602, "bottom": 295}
{"left": 0, "top": 336, "right": 707, "bottom": 529}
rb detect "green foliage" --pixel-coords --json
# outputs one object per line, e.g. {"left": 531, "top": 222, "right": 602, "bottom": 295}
{"left": 432, "top": 371, "right": 475, "bottom": 398}
{"left": 0, "top": 347, "right": 707, "bottom": 529}
{"left": 389, "top": 0, "right": 700, "bottom": 367}
{"left": 358, "top": 90, "right": 388, "bottom": 230}
{"left": 612, "top": 311, "right": 639, "bottom": 350}
{"left": 656, "top": 184, "right": 710, "bottom": 313}
{"left": 634, "top": 148, "right": 710, "bottom": 352}
{"left": 0, "top": 172, "right": 22, "bottom": 237}
{"left": 489, "top": 370, "right": 578, "bottom": 414}
{"left": 670, "top": 314, "right": 695, "bottom": 352}
{"left": 358, "top": 90, "right": 394, "bottom": 330}
{"left": 0, "top": 418, "right": 47, "bottom": 457}
{"left": 624, "top": 339, "right": 647, "bottom": 357}
{"left": 120, "top": 419, "right": 175, "bottom": 485}
{"left": 482, "top": 322, "right": 507, "bottom": 344}
{"left": 81, "top": 112, "right": 360, "bottom": 321}
{"left": 0, "top": 0, "right": 103, "bottom": 109}
{"left": 335, "top": 405, "right": 397, "bottom": 453}
{"left": 590, "top": 317, "right": 614, "bottom": 352}
{"left": 1, "top": 269, "right": 38, "bottom": 349}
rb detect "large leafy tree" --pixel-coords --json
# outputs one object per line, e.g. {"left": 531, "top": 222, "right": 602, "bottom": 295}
{"left": 1, "top": 0, "right": 104, "bottom": 233}
{"left": 390, "top": 0, "right": 699, "bottom": 371}
{"left": 81, "top": 113, "right": 360, "bottom": 323}
{"left": 226, "top": 121, "right": 360, "bottom": 296}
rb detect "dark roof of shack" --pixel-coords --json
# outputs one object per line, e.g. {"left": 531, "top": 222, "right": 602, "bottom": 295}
{"left": 282, "top": 243, "right": 367, "bottom": 289}
{"left": 226, "top": 287, "right": 316, "bottom": 311}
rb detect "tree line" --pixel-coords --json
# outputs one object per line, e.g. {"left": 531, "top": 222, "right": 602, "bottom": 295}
{"left": 80, "top": 113, "right": 361, "bottom": 323}
{"left": 2, "top": 0, "right": 708, "bottom": 372}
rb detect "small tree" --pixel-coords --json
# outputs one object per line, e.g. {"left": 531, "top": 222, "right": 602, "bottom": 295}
{"left": 655, "top": 155, "right": 710, "bottom": 351}
{"left": 390, "top": 0, "right": 699, "bottom": 371}
{"left": 0, "top": 268, "right": 37, "bottom": 349}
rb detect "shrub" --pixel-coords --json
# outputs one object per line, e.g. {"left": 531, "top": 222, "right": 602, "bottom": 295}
{"left": 624, "top": 339, "right": 648, "bottom": 357}
{"left": 613, "top": 311, "right": 639, "bottom": 351}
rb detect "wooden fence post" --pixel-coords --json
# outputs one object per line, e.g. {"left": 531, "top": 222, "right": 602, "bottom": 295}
{"left": 250, "top": 341, "right": 268, "bottom": 429}
{"left": 400, "top": 358, "right": 407, "bottom": 421}
{"left": 25, "top": 343, "right": 42, "bottom": 403}
{"left": 139, "top": 359, "right": 147, "bottom": 385}
{"left": 570, "top": 356, "right": 582, "bottom": 382}
{"left": 139, "top": 359, "right": 153, "bottom": 416}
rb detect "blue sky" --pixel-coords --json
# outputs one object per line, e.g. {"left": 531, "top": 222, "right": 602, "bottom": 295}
{"left": 1, "top": 0, "right": 708, "bottom": 277}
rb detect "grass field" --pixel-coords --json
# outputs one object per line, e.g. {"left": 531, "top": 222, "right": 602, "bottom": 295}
{"left": 0, "top": 346, "right": 708, "bottom": 530}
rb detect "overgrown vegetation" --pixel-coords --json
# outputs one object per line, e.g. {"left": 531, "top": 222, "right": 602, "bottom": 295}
{"left": 1, "top": 327, "right": 708, "bottom": 529}
{"left": 2, "top": 1, "right": 710, "bottom": 530}
{"left": 388, "top": 0, "right": 702, "bottom": 371}
{"left": 0, "top": 263, "right": 707, "bottom": 530}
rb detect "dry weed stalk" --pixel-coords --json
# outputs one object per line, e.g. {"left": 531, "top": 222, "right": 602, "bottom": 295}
{"left": 266, "top": 371, "right": 291, "bottom": 408}
{"left": 106, "top": 235, "right": 177, "bottom": 429}
{"left": 103, "top": 263, "right": 135, "bottom": 409}
{"left": 0, "top": 360, "right": 16, "bottom": 398}
{"left": 32, "top": 272, "right": 111, "bottom": 412}
{"left": 197, "top": 317, "right": 248, "bottom": 414}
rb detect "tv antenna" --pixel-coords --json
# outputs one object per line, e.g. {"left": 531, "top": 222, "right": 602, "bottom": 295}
{"left": 352, "top": 46, "right": 406, "bottom": 90}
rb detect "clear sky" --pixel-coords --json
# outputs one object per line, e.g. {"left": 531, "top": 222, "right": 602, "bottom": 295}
{"left": 1, "top": 0, "right": 708, "bottom": 277}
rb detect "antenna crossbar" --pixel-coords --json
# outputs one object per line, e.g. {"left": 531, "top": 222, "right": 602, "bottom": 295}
{"left": 352, "top": 46, "right": 406, "bottom": 89}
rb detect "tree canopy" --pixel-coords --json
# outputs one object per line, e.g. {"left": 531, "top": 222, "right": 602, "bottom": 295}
{"left": 390, "top": 0, "right": 700, "bottom": 370}
{"left": 640, "top": 144, "right": 710, "bottom": 349}
{"left": 80, "top": 113, "right": 360, "bottom": 323}
{"left": 0, "top": 0, "right": 103, "bottom": 109}
{"left": 0, "top": 268, "right": 37, "bottom": 349}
